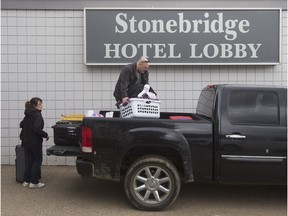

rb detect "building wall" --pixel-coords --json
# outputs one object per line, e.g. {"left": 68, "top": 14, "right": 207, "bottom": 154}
{"left": 1, "top": 9, "right": 287, "bottom": 165}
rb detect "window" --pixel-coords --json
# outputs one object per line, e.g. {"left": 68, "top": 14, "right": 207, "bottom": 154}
{"left": 228, "top": 91, "right": 279, "bottom": 125}
{"left": 196, "top": 87, "right": 216, "bottom": 119}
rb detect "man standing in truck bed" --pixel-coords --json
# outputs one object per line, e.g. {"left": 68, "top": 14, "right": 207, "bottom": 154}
{"left": 113, "top": 56, "right": 151, "bottom": 107}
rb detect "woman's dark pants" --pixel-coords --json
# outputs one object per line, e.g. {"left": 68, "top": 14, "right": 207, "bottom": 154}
{"left": 23, "top": 148, "right": 42, "bottom": 184}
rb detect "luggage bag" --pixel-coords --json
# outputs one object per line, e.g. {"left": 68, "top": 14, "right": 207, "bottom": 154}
{"left": 15, "top": 145, "right": 26, "bottom": 183}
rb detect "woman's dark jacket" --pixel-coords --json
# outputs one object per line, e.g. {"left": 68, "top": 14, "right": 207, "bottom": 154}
{"left": 113, "top": 63, "right": 149, "bottom": 102}
{"left": 20, "top": 108, "right": 48, "bottom": 149}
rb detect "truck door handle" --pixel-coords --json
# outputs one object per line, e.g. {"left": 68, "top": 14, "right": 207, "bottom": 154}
{"left": 226, "top": 134, "right": 246, "bottom": 139}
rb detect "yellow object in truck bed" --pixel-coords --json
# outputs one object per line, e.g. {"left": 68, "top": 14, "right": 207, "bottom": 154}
{"left": 60, "top": 114, "right": 84, "bottom": 121}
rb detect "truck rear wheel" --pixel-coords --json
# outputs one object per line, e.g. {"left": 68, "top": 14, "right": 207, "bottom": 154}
{"left": 124, "top": 155, "right": 181, "bottom": 211}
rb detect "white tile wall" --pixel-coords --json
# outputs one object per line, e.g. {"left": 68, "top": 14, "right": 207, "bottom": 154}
{"left": 1, "top": 9, "right": 287, "bottom": 165}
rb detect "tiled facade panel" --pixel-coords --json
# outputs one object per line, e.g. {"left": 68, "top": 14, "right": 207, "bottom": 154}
{"left": 1, "top": 10, "right": 287, "bottom": 165}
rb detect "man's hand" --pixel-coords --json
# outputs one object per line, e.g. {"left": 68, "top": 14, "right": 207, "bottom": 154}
{"left": 122, "top": 97, "right": 129, "bottom": 105}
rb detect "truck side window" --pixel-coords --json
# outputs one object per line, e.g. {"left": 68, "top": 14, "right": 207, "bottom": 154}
{"left": 196, "top": 87, "right": 216, "bottom": 119}
{"left": 228, "top": 91, "right": 280, "bottom": 125}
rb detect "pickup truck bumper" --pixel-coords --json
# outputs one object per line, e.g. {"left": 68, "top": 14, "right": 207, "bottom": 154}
{"left": 76, "top": 158, "right": 94, "bottom": 177}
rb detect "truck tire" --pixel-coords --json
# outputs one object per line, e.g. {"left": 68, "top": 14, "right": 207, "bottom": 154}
{"left": 124, "top": 155, "right": 181, "bottom": 211}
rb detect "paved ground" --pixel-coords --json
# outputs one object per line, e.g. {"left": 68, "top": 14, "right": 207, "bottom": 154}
{"left": 1, "top": 165, "right": 287, "bottom": 216}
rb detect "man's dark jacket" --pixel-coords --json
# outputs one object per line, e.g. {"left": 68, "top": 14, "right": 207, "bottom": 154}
{"left": 113, "top": 63, "right": 149, "bottom": 102}
{"left": 20, "top": 108, "right": 48, "bottom": 149}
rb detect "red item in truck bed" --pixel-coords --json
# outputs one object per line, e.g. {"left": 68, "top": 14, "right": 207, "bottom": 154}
{"left": 169, "top": 116, "right": 193, "bottom": 120}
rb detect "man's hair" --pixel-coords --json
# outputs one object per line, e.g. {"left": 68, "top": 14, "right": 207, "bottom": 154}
{"left": 137, "top": 56, "right": 149, "bottom": 64}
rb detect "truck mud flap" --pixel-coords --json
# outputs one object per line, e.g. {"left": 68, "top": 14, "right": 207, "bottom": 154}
{"left": 47, "top": 145, "right": 82, "bottom": 156}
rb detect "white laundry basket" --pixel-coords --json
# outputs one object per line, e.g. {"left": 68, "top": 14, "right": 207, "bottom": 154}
{"left": 119, "top": 98, "right": 160, "bottom": 118}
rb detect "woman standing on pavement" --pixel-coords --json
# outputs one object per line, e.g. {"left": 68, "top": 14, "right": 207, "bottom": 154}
{"left": 20, "top": 97, "right": 49, "bottom": 189}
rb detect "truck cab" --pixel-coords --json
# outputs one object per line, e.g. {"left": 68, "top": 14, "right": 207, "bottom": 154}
{"left": 214, "top": 85, "right": 287, "bottom": 184}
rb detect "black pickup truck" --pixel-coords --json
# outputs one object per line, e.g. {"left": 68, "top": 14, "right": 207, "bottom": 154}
{"left": 47, "top": 84, "right": 287, "bottom": 211}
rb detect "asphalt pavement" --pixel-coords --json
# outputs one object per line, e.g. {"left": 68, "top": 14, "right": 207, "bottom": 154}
{"left": 1, "top": 165, "right": 287, "bottom": 216}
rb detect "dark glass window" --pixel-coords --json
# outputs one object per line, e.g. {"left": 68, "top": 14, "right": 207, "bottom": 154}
{"left": 228, "top": 91, "right": 279, "bottom": 125}
{"left": 196, "top": 87, "right": 216, "bottom": 119}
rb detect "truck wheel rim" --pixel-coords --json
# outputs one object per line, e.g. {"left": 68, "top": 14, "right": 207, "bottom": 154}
{"left": 133, "top": 166, "right": 172, "bottom": 205}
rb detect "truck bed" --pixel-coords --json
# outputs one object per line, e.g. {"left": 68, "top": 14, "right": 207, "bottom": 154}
{"left": 100, "top": 110, "right": 207, "bottom": 121}
{"left": 83, "top": 110, "right": 213, "bottom": 182}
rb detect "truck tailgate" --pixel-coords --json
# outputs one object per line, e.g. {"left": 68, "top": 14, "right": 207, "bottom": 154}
{"left": 47, "top": 145, "right": 82, "bottom": 156}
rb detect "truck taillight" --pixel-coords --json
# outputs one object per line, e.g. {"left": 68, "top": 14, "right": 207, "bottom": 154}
{"left": 82, "top": 126, "right": 92, "bottom": 153}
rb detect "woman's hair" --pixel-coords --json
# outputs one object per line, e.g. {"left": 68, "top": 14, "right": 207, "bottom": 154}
{"left": 25, "top": 97, "right": 43, "bottom": 109}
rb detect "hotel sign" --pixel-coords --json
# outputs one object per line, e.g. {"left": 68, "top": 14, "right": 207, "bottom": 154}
{"left": 84, "top": 8, "right": 281, "bottom": 65}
